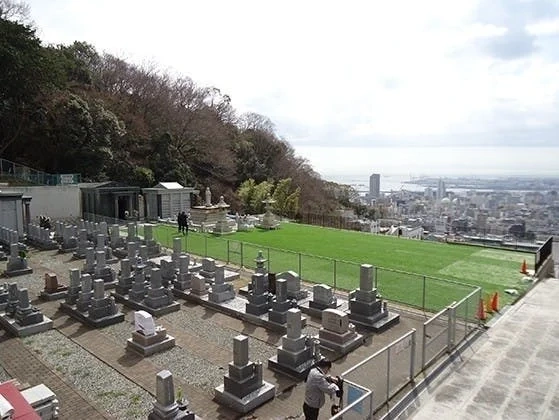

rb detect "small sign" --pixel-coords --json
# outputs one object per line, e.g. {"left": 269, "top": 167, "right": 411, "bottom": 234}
{"left": 59, "top": 174, "right": 75, "bottom": 184}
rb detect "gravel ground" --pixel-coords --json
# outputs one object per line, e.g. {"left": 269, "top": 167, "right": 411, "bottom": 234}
{"left": 22, "top": 329, "right": 153, "bottom": 419}
{"left": 0, "top": 366, "right": 10, "bottom": 383}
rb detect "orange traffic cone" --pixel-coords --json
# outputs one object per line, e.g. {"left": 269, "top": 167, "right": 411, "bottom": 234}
{"left": 477, "top": 298, "right": 487, "bottom": 321}
{"left": 491, "top": 292, "right": 500, "bottom": 312}
{"left": 485, "top": 294, "right": 494, "bottom": 314}
{"left": 520, "top": 260, "right": 528, "bottom": 275}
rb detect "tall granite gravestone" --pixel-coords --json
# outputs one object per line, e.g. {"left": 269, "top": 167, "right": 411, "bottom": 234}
{"left": 208, "top": 265, "right": 235, "bottom": 303}
{"left": 318, "top": 309, "right": 364, "bottom": 355}
{"left": 160, "top": 260, "right": 176, "bottom": 288}
{"left": 4, "top": 283, "right": 19, "bottom": 317}
{"left": 148, "top": 370, "right": 195, "bottom": 420}
{"left": 82, "top": 247, "right": 95, "bottom": 274}
{"left": 110, "top": 224, "right": 124, "bottom": 249}
{"left": 76, "top": 274, "right": 93, "bottom": 312}
{"left": 143, "top": 268, "right": 180, "bottom": 315}
{"left": 0, "top": 287, "right": 53, "bottom": 337}
{"left": 39, "top": 272, "right": 68, "bottom": 301}
{"left": 200, "top": 258, "right": 216, "bottom": 280}
{"left": 94, "top": 250, "right": 117, "bottom": 287}
{"left": 348, "top": 264, "right": 400, "bottom": 332}
{"left": 143, "top": 224, "right": 162, "bottom": 258}
{"left": 128, "top": 271, "right": 147, "bottom": 302}
{"left": 276, "top": 271, "right": 307, "bottom": 300}
{"left": 127, "top": 310, "right": 175, "bottom": 356}
{"left": 268, "top": 279, "right": 296, "bottom": 325}
{"left": 172, "top": 237, "right": 182, "bottom": 266}
{"left": 115, "top": 259, "right": 133, "bottom": 295}
{"left": 173, "top": 255, "right": 192, "bottom": 292}
{"left": 5, "top": 243, "right": 33, "bottom": 277}
{"left": 215, "top": 335, "right": 276, "bottom": 414}
{"left": 65, "top": 269, "right": 81, "bottom": 305}
{"left": 73, "top": 229, "right": 91, "bottom": 259}
{"left": 0, "top": 283, "right": 8, "bottom": 311}
{"left": 245, "top": 273, "right": 270, "bottom": 316}
{"left": 96, "top": 233, "right": 117, "bottom": 264}
{"left": 59, "top": 225, "right": 77, "bottom": 253}
{"left": 268, "top": 308, "right": 318, "bottom": 379}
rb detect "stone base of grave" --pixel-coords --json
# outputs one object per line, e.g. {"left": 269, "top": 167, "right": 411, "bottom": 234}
{"left": 29, "top": 241, "right": 58, "bottom": 251}
{"left": 349, "top": 311, "right": 400, "bottom": 333}
{"left": 267, "top": 355, "right": 315, "bottom": 380}
{"left": 59, "top": 302, "right": 124, "bottom": 328}
{"left": 115, "top": 277, "right": 134, "bottom": 296}
{"left": 267, "top": 312, "right": 307, "bottom": 330}
{"left": 112, "top": 293, "right": 181, "bottom": 317}
{"left": 0, "top": 252, "right": 7, "bottom": 262}
{"left": 199, "top": 269, "right": 240, "bottom": 284}
{"left": 58, "top": 246, "right": 77, "bottom": 254}
{"left": 4, "top": 267, "right": 33, "bottom": 277}
{"left": 112, "top": 248, "right": 128, "bottom": 259}
{"left": 126, "top": 329, "right": 176, "bottom": 356}
{"left": 0, "top": 313, "right": 53, "bottom": 337}
{"left": 39, "top": 288, "right": 68, "bottom": 301}
{"left": 148, "top": 405, "right": 196, "bottom": 420}
{"left": 0, "top": 302, "right": 7, "bottom": 312}
{"left": 214, "top": 382, "right": 275, "bottom": 414}
{"left": 318, "top": 329, "right": 365, "bottom": 355}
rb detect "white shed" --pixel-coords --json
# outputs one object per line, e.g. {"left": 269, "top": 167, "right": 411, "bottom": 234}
{"left": 142, "top": 182, "right": 198, "bottom": 221}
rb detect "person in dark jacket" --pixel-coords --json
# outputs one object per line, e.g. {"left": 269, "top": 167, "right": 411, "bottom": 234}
{"left": 303, "top": 359, "right": 340, "bottom": 420}
{"left": 177, "top": 212, "right": 183, "bottom": 233}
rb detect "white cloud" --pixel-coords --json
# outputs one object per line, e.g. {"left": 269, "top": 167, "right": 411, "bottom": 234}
{"left": 25, "top": 0, "right": 559, "bottom": 177}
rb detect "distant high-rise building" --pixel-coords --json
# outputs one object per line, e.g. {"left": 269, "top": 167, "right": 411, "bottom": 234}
{"left": 437, "top": 178, "right": 446, "bottom": 200}
{"left": 369, "top": 173, "right": 380, "bottom": 199}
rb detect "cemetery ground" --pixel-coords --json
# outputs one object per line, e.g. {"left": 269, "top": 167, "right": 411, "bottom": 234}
{"left": 153, "top": 222, "right": 532, "bottom": 309}
{"left": 0, "top": 246, "right": 438, "bottom": 419}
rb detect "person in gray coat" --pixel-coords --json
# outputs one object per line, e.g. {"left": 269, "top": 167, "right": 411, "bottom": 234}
{"left": 303, "top": 359, "right": 340, "bottom": 420}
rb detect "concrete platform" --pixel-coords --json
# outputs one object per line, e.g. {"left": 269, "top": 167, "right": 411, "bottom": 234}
{"left": 39, "top": 290, "right": 68, "bottom": 301}
{"left": 349, "top": 311, "right": 401, "bottom": 332}
{"left": 268, "top": 355, "right": 315, "bottom": 380}
{"left": 112, "top": 292, "right": 181, "bottom": 317}
{"left": 214, "top": 381, "right": 276, "bottom": 414}
{"left": 0, "top": 313, "right": 53, "bottom": 337}
{"left": 59, "top": 302, "right": 125, "bottom": 328}
{"left": 4, "top": 267, "right": 33, "bottom": 277}
{"left": 126, "top": 335, "right": 176, "bottom": 356}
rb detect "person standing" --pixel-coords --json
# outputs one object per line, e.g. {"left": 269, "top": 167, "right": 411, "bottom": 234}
{"left": 177, "top": 212, "right": 183, "bottom": 234}
{"left": 303, "top": 359, "right": 340, "bottom": 420}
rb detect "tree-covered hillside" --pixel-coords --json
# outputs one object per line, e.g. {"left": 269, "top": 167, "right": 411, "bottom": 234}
{"left": 0, "top": 1, "right": 355, "bottom": 215}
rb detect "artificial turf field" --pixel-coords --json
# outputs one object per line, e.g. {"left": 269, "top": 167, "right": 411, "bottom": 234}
{"left": 153, "top": 222, "right": 533, "bottom": 311}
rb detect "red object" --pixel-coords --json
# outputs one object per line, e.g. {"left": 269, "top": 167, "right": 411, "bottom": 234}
{"left": 0, "top": 381, "right": 40, "bottom": 420}
{"left": 520, "top": 260, "right": 528, "bottom": 274}
{"left": 477, "top": 298, "right": 486, "bottom": 321}
{"left": 491, "top": 292, "right": 500, "bottom": 312}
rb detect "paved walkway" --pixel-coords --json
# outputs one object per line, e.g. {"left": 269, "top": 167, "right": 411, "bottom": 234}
{"left": 400, "top": 275, "right": 559, "bottom": 420}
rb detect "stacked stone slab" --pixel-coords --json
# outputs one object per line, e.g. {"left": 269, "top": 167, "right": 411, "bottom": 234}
{"left": 149, "top": 370, "right": 197, "bottom": 420}
{"left": 109, "top": 224, "right": 125, "bottom": 249}
{"left": 267, "top": 279, "right": 297, "bottom": 325}
{"left": 276, "top": 271, "right": 308, "bottom": 300}
{"left": 82, "top": 247, "right": 95, "bottom": 274}
{"left": 160, "top": 259, "right": 176, "bottom": 288}
{"left": 115, "top": 268, "right": 180, "bottom": 316}
{"left": 215, "top": 335, "right": 275, "bottom": 414}
{"left": 173, "top": 255, "right": 192, "bottom": 292}
{"left": 127, "top": 310, "right": 175, "bottom": 356}
{"left": 142, "top": 224, "right": 162, "bottom": 258}
{"left": 190, "top": 273, "right": 208, "bottom": 297}
{"left": 0, "top": 283, "right": 8, "bottom": 311}
{"left": 0, "top": 286, "right": 53, "bottom": 337}
{"left": 199, "top": 258, "right": 216, "bottom": 281}
{"left": 115, "top": 259, "right": 134, "bottom": 295}
{"left": 268, "top": 308, "right": 318, "bottom": 379}
{"left": 95, "top": 233, "right": 117, "bottom": 264}
{"left": 0, "top": 226, "right": 20, "bottom": 249}
{"left": 58, "top": 224, "right": 77, "bottom": 253}
{"left": 6, "top": 243, "right": 33, "bottom": 277}
{"left": 39, "top": 272, "right": 68, "bottom": 301}
{"left": 318, "top": 309, "right": 364, "bottom": 355}
{"left": 26, "top": 223, "right": 57, "bottom": 250}
{"left": 60, "top": 277, "right": 124, "bottom": 328}
{"left": 65, "top": 269, "right": 82, "bottom": 305}
{"left": 348, "top": 264, "right": 400, "bottom": 332}
{"left": 305, "top": 284, "right": 339, "bottom": 318}
{"left": 208, "top": 265, "right": 235, "bottom": 303}
{"left": 93, "top": 249, "right": 117, "bottom": 287}
{"left": 171, "top": 237, "right": 182, "bottom": 267}
{"left": 245, "top": 273, "right": 271, "bottom": 316}
{"left": 73, "top": 229, "right": 92, "bottom": 259}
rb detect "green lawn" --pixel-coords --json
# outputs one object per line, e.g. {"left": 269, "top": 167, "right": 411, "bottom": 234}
{"left": 153, "top": 222, "right": 534, "bottom": 311}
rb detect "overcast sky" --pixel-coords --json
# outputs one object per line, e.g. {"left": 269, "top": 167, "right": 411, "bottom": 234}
{"left": 25, "top": 0, "right": 559, "bottom": 178}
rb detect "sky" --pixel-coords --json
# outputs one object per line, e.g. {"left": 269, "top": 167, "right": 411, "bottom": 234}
{"left": 24, "top": 0, "right": 559, "bottom": 179}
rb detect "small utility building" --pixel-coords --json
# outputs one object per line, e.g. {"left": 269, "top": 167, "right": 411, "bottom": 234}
{"left": 142, "top": 182, "right": 198, "bottom": 221}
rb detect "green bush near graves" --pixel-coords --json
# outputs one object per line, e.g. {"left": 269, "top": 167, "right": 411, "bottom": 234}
{"left": 153, "top": 222, "right": 532, "bottom": 310}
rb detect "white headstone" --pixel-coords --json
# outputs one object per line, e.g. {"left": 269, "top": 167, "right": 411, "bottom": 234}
{"left": 134, "top": 310, "right": 156, "bottom": 336}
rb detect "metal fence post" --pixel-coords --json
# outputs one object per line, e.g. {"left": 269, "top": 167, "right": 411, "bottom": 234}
{"left": 374, "top": 266, "right": 378, "bottom": 289}
{"left": 241, "top": 242, "right": 244, "bottom": 268}
{"left": 227, "top": 240, "right": 230, "bottom": 263}
{"left": 267, "top": 248, "right": 270, "bottom": 272}
{"left": 204, "top": 235, "right": 207, "bottom": 257}
{"left": 298, "top": 253, "right": 302, "bottom": 278}
{"left": 422, "top": 276, "right": 426, "bottom": 312}
{"left": 421, "top": 323, "right": 426, "bottom": 370}
{"left": 447, "top": 305, "right": 456, "bottom": 352}
{"left": 410, "top": 329, "right": 416, "bottom": 381}
{"left": 333, "top": 259, "right": 337, "bottom": 290}
{"left": 386, "top": 347, "right": 391, "bottom": 405}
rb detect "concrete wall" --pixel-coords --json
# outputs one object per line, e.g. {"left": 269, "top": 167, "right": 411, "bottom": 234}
{"left": 0, "top": 185, "right": 81, "bottom": 221}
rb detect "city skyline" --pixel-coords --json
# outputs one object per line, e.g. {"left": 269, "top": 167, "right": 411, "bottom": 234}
{"left": 23, "top": 0, "right": 559, "bottom": 180}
